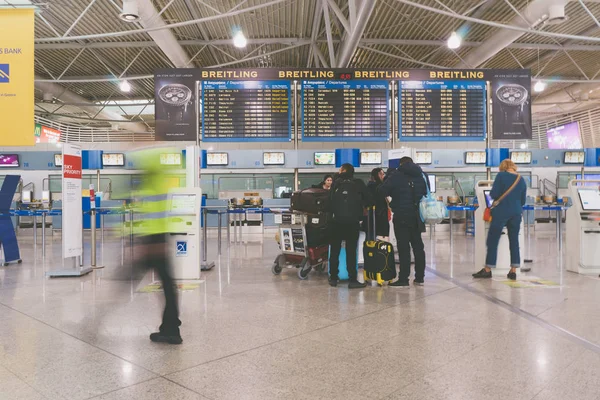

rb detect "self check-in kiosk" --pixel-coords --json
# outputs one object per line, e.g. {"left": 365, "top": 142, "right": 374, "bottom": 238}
{"left": 475, "top": 180, "right": 524, "bottom": 273}
{"left": 566, "top": 180, "right": 600, "bottom": 275}
{"left": 167, "top": 188, "right": 202, "bottom": 280}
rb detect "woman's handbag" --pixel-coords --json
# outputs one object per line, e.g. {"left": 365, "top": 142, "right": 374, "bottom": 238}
{"left": 483, "top": 174, "right": 521, "bottom": 222}
{"left": 419, "top": 173, "right": 448, "bottom": 225}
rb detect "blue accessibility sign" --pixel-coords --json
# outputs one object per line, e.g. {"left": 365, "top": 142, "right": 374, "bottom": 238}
{"left": 176, "top": 241, "right": 187, "bottom": 257}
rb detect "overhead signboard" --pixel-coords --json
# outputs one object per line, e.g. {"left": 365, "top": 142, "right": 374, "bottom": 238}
{"left": 301, "top": 80, "right": 388, "bottom": 142}
{"left": 490, "top": 70, "right": 532, "bottom": 140}
{"left": 546, "top": 121, "right": 582, "bottom": 149}
{"left": 202, "top": 80, "right": 291, "bottom": 142}
{"left": 34, "top": 123, "right": 61, "bottom": 144}
{"left": 154, "top": 68, "right": 530, "bottom": 143}
{"left": 155, "top": 70, "right": 197, "bottom": 141}
{"left": 0, "top": 9, "right": 35, "bottom": 146}
{"left": 399, "top": 80, "right": 486, "bottom": 141}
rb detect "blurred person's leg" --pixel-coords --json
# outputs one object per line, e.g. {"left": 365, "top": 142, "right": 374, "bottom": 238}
{"left": 146, "top": 234, "right": 182, "bottom": 344}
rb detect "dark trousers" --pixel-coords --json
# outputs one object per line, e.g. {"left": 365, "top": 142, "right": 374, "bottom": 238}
{"left": 144, "top": 235, "right": 181, "bottom": 335}
{"left": 329, "top": 221, "right": 360, "bottom": 281}
{"left": 485, "top": 214, "right": 521, "bottom": 268}
{"left": 394, "top": 216, "right": 426, "bottom": 283}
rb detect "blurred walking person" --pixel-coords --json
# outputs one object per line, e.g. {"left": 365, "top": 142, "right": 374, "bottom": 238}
{"left": 132, "top": 149, "right": 182, "bottom": 344}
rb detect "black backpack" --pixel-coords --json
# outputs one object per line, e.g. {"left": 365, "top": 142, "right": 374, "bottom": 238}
{"left": 331, "top": 178, "right": 362, "bottom": 223}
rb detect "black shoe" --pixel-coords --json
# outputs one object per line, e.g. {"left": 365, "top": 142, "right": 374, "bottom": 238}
{"left": 328, "top": 278, "right": 338, "bottom": 287}
{"left": 414, "top": 279, "right": 424, "bottom": 286}
{"left": 348, "top": 280, "right": 367, "bottom": 289}
{"left": 389, "top": 280, "right": 409, "bottom": 288}
{"left": 150, "top": 332, "right": 183, "bottom": 345}
{"left": 507, "top": 272, "right": 517, "bottom": 281}
{"left": 472, "top": 268, "right": 492, "bottom": 278}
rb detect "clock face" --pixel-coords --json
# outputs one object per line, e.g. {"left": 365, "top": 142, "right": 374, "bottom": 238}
{"left": 496, "top": 84, "right": 528, "bottom": 106}
{"left": 159, "top": 84, "right": 192, "bottom": 106}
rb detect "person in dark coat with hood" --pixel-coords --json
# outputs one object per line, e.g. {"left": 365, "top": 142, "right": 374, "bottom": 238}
{"left": 380, "top": 157, "right": 429, "bottom": 288}
{"left": 364, "top": 168, "right": 390, "bottom": 238}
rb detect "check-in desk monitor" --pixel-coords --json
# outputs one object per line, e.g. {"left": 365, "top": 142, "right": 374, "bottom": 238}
{"left": 483, "top": 190, "right": 493, "bottom": 208}
{"left": 474, "top": 181, "right": 523, "bottom": 271}
{"left": 567, "top": 184, "right": 600, "bottom": 274}
{"left": 168, "top": 188, "right": 202, "bottom": 280}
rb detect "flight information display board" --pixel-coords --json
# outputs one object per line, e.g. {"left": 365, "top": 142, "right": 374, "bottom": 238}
{"left": 301, "top": 80, "right": 389, "bottom": 141}
{"left": 202, "top": 80, "right": 291, "bottom": 142}
{"left": 399, "top": 80, "right": 486, "bottom": 141}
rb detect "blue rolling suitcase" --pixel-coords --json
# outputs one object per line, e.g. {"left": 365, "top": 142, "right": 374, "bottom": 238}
{"left": 329, "top": 241, "right": 359, "bottom": 280}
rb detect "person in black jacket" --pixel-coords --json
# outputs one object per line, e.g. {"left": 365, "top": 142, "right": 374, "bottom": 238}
{"left": 380, "top": 157, "right": 429, "bottom": 287}
{"left": 365, "top": 168, "right": 390, "bottom": 238}
{"left": 328, "top": 163, "right": 373, "bottom": 289}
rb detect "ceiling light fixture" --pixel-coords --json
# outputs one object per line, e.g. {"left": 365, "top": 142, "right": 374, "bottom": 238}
{"left": 119, "top": 0, "right": 140, "bottom": 22}
{"left": 120, "top": 80, "right": 131, "bottom": 93}
{"left": 520, "top": 143, "right": 528, "bottom": 149}
{"left": 233, "top": 31, "right": 247, "bottom": 48}
{"left": 534, "top": 81, "right": 546, "bottom": 93}
{"left": 447, "top": 31, "right": 461, "bottom": 49}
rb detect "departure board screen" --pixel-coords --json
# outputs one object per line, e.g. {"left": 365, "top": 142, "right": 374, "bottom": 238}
{"left": 202, "top": 80, "right": 291, "bottom": 142}
{"left": 399, "top": 80, "right": 486, "bottom": 141}
{"left": 301, "top": 80, "right": 389, "bottom": 142}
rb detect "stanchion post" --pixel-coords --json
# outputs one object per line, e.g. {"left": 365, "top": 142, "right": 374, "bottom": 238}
{"left": 217, "top": 210, "right": 222, "bottom": 255}
{"left": 203, "top": 208, "right": 208, "bottom": 263}
{"left": 91, "top": 209, "right": 96, "bottom": 268}
{"left": 33, "top": 214, "right": 37, "bottom": 247}
{"left": 226, "top": 210, "right": 230, "bottom": 245}
{"left": 41, "top": 212, "right": 46, "bottom": 259}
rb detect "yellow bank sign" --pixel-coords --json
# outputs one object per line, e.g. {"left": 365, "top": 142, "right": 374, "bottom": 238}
{"left": 0, "top": 9, "right": 34, "bottom": 146}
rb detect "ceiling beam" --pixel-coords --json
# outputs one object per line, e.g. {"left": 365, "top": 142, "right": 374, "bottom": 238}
{"left": 36, "top": 38, "right": 600, "bottom": 52}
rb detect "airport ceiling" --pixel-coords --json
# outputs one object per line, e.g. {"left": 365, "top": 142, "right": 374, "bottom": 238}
{"left": 10, "top": 0, "right": 600, "bottom": 129}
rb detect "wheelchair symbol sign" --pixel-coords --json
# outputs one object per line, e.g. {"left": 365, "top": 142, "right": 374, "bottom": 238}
{"left": 176, "top": 241, "right": 187, "bottom": 257}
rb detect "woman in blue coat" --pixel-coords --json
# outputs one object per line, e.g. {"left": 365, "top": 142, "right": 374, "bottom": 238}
{"left": 472, "top": 159, "right": 527, "bottom": 281}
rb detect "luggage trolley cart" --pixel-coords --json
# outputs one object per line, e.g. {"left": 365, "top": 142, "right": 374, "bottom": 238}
{"left": 271, "top": 210, "right": 328, "bottom": 280}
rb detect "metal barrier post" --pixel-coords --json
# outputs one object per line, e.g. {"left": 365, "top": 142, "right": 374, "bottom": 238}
{"left": 32, "top": 214, "right": 37, "bottom": 247}
{"left": 233, "top": 211, "right": 238, "bottom": 244}
{"left": 203, "top": 208, "right": 208, "bottom": 263}
{"left": 227, "top": 211, "right": 231, "bottom": 244}
{"left": 91, "top": 209, "right": 97, "bottom": 268}
{"left": 41, "top": 212, "right": 46, "bottom": 259}
{"left": 217, "top": 211, "right": 222, "bottom": 255}
{"left": 201, "top": 207, "right": 215, "bottom": 271}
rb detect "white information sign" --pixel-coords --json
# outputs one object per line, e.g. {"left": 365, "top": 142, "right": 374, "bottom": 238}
{"left": 62, "top": 143, "right": 82, "bottom": 258}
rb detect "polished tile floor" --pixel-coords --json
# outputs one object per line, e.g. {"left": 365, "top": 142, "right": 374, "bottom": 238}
{"left": 0, "top": 227, "right": 599, "bottom": 399}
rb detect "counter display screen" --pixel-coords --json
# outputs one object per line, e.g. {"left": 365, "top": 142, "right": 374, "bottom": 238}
{"left": 301, "top": 80, "right": 389, "bottom": 141}
{"left": 206, "top": 152, "right": 229, "bottom": 166}
{"left": 399, "top": 80, "right": 486, "bottom": 141}
{"left": 314, "top": 152, "right": 335, "bottom": 165}
{"left": 465, "top": 151, "right": 487, "bottom": 164}
{"left": 415, "top": 151, "right": 432, "bottom": 165}
{"left": 202, "top": 80, "right": 291, "bottom": 142}
{"left": 578, "top": 189, "right": 600, "bottom": 211}
{"left": 102, "top": 153, "right": 125, "bottom": 166}
{"left": 54, "top": 154, "right": 63, "bottom": 167}
{"left": 263, "top": 152, "right": 285, "bottom": 165}
{"left": 564, "top": 151, "right": 585, "bottom": 164}
{"left": 360, "top": 152, "right": 382, "bottom": 165}
{"left": 0, "top": 154, "right": 19, "bottom": 167}
{"left": 510, "top": 151, "right": 531, "bottom": 164}
{"left": 160, "top": 153, "right": 181, "bottom": 166}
